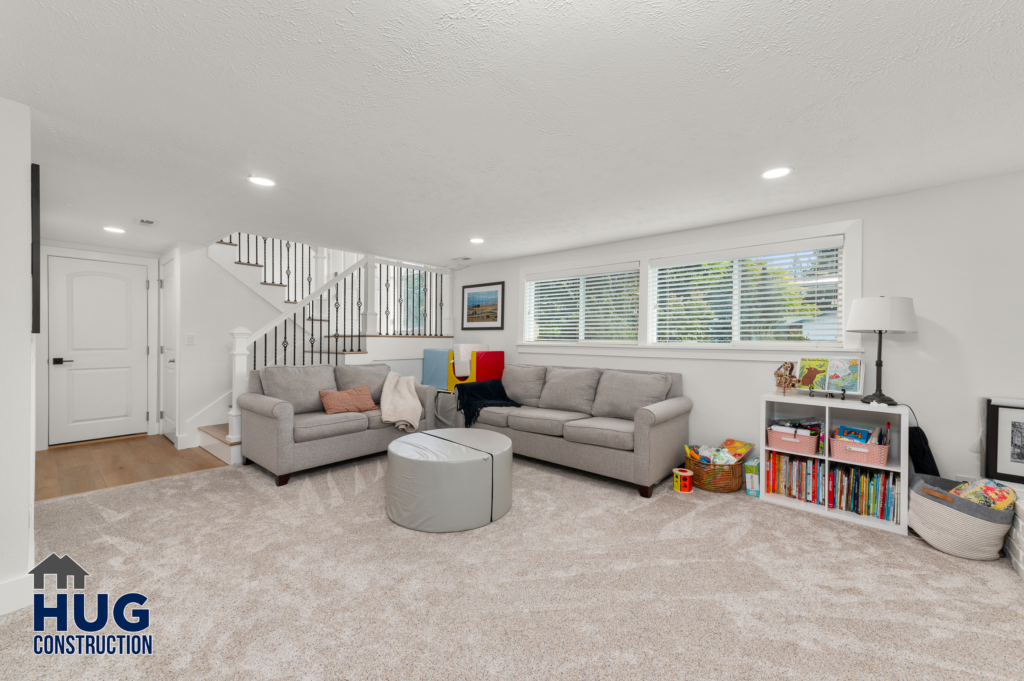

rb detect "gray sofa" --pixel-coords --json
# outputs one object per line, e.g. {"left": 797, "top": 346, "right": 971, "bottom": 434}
{"left": 237, "top": 364, "right": 436, "bottom": 486}
{"left": 468, "top": 364, "right": 692, "bottom": 497}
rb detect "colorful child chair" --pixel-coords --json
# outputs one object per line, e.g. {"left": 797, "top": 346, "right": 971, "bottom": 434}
{"left": 447, "top": 344, "right": 504, "bottom": 391}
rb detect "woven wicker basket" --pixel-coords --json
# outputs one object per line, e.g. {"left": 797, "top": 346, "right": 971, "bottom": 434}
{"left": 686, "top": 454, "right": 746, "bottom": 493}
{"left": 830, "top": 438, "right": 889, "bottom": 466}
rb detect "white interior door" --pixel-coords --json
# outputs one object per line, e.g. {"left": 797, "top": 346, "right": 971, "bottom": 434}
{"left": 48, "top": 256, "right": 149, "bottom": 445}
{"left": 160, "top": 258, "right": 178, "bottom": 443}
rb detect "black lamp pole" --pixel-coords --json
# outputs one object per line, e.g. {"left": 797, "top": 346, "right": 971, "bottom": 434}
{"left": 862, "top": 330, "right": 896, "bottom": 405}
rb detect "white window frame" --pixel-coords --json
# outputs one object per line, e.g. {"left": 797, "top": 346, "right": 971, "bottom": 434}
{"left": 518, "top": 219, "right": 863, "bottom": 362}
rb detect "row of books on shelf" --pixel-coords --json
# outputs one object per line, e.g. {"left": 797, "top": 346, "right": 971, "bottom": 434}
{"left": 765, "top": 451, "right": 827, "bottom": 505}
{"left": 764, "top": 451, "right": 902, "bottom": 523}
{"left": 831, "top": 463, "right": 901, "bottom": 524}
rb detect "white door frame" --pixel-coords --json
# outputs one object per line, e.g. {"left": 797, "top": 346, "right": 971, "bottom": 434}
{"left": 36, "top": 245, "right": 159, "bottom": 448}
{"left": 159, "top": 248, "right": 181, "bottom": 447}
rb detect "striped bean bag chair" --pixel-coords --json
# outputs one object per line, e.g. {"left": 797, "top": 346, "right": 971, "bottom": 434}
{"left": 908, "top": 474, "right": 1015, "bottom": 561}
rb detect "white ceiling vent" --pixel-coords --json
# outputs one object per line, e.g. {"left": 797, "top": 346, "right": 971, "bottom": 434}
{"left": 134, "top": 217, "right": 159, "bottom": 226}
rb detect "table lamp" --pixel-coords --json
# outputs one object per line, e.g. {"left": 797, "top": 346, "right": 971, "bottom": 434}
{"left": 845, "top": 296, "right": 917, "bottom": 405}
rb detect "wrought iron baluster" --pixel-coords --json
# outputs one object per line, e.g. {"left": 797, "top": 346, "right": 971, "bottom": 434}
{"left": 253, "top": 341, "right": 256, "bottom": 371}
{"left": 262, "top": 237, "right": 268, "bottom": 282}
{"left": 283, "top": 318, "right": 287, "bottom": 365}
{"left": 285, "top": 241, "right": 292, "bottom": 301}
{"left": 237, "top": 233, "right": 241, "bottom": 264}
{"left": 383, "top": 265, "right": 391, "bottom": 336}
{"left": 318, "top": 294, "right": 323, "bottom": 364}
{"left": 274, "top": 327, "right": 278, "bottom": 365}
{"left": 398, "top": 267, "right": 404, "bottom": 336}
{"left": 358, "top": 268, "right": 363, "bottom": 351}
{"left": 439, "top": 273, "right": 444, "bottom": 336}
{"left": 335, "top": 282, "right": 341, "bottom": 360}
{"left": 264, "top": 333, "right": 267, "bottom": 368}
{"left": 292, "top": 313, "right": 297, "bottom": 365}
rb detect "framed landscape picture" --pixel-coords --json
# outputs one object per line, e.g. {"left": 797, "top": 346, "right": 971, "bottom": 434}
{"left": 461, "top": 281, "right": 504, "bottom": 330}
{"left": 985, "top": 398, "right": 1024, "bottom": 485}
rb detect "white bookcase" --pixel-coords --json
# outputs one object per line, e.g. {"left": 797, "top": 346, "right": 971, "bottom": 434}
{"left": 759, "top": 393, "right": 910, "bottom": 536}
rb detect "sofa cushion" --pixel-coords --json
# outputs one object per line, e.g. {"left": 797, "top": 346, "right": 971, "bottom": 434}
{"left": 538, "top": 367, "right": 602, "bottom": 414}
{"left": 293, "top": 411, "right": 368, "bottom": 443}
{"left": 477, "top": 405, "right": 529, "bottom": 428}
{"left": 591, "top": 370, "right": 671, "bottom": 421}
{"left": 335, "top": 364, "right": 390, "bottom": 403}
{"left": 260, "top": 365, "right": 338, "bottom": 414}
{"left": 507, "top": 408, "right": 589, "bottom": 437}
{"left": 501, "top": 365, "right": 547, "bottom": 407}
{"left": 364, "top": 408, "right": 426, "bottom": 430}
{"left": 563, "top": 417, "right": 635, "bottom": 451}
{"left": 320, "top": 386, "right": 377, "bottom": 414}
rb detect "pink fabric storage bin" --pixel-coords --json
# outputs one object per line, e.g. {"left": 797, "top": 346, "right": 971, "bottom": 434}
{"left": 830, "top": 438, "right": 889, "bottom": 467}
{"left": 766, "top": 429, "right": 818, "bottom": 456}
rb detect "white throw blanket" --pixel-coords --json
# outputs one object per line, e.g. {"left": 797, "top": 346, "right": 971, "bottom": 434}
{"left": 380, "top": 372, "right": 421, "bottom": 433}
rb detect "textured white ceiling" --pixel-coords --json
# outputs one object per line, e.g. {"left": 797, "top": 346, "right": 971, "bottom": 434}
{"left": 2, "top": 1, "right": 1023, "bottom": 265}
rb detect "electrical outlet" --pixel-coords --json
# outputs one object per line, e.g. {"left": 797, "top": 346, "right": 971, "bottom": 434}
{"left": 185, "top": 333, "right": 196, "bottom": 346}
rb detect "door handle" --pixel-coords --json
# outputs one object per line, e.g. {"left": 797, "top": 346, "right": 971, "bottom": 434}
{"left": 52, "top": 358, "right": 74, "bottom": 365}
{"left": 168, "top": 359, "right": 176, "bottom": 363}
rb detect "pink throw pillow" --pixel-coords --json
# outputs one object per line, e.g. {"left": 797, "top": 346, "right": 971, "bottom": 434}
{"left": 320, "top": 386, "right": 377, "bottom": 414}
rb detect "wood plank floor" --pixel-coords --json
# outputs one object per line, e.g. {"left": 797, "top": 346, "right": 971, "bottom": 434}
{"left": 36, "top": 435, "right": 226, "bottom": 501}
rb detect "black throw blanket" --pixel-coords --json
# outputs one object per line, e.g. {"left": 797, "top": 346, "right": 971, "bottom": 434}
{"left": 454, "top": 379, "right": 520, "bottom": 427}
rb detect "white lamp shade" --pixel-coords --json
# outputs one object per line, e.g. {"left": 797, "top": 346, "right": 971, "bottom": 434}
{"left": 846, "top": 297, "right": 917, "bottom": 333}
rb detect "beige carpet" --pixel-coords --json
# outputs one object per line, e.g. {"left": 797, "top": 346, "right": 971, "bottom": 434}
{"left": 2, "top": 454, "right": 1022, "bottom": 680}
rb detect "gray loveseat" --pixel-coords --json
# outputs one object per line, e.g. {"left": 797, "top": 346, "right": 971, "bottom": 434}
{"left": 237, "top": 364, "right": 436, "bottom": 486}
{"left": 468, "top": 364, "right": 692, "bottom": 497}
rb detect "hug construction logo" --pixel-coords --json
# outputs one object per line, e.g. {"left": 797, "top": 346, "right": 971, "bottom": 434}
{"left": 29, "top": 553, "right": 152, "bottom": 656}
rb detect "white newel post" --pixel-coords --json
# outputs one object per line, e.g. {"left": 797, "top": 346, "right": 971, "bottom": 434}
{"left": 228, "top": 327, "right": 251, "bottom": 444}
{"left": 362, "top": 257, "right": 378, "bottom": 335}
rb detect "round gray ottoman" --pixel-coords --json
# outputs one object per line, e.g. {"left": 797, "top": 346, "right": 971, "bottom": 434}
{"left": 386, "top": 428, "right": 512, "bottom": 533}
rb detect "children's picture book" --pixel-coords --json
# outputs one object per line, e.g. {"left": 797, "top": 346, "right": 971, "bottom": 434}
{"left": 826, "top": 358, "right": 861, "bottom": 393}
{"left": 797, "top": 358, "right": 829, "bottom": 390}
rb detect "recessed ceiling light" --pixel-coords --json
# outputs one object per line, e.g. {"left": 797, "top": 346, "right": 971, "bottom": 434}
{"left": 762, "top": 167, "right": 792, "bottom": 179}
{"left": 248, "top": 176, "right": 275, "bottom": 187}
{"left": 104, "top": 226, "right": 125, "bottom": 233}
{"left": 469, "top": 238, "right": 484, "bottom": 244}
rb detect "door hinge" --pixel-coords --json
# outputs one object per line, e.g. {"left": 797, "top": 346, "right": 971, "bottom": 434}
{"left": 146, "top": 411, "right": 150, "bottom": 421}
{"left": 160, "top": 410, "right": 164, "bottom": 419}
{"left": 146, "top": 280, "right": 150, "bottom": 290}
{"left": 160, "top": 345, "right": 164, "bottom": 354}
{"left": 147, "top": 346, "right": 150, "bottom": 355}
{"left": 159, "top": 279, "right": 164, "bottom": 288}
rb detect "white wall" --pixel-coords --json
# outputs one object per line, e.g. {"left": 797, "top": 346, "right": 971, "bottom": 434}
{"left": 453, "top": 171, "right": 1024, "bottom": 480}
{"left": 0, "top": 97, "right": 34, "bottom": 615}
{"left": 174, "top": 243, "right": 280, "bottom": 449}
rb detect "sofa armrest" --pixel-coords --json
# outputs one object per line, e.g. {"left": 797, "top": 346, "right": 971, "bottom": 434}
{"left": 237, "top": 392, "right": 293, "bottom": 420}
{"left": 633, "top": 396, "right": 693, "bottom": 488}
{"left": 414, "top": 383, "right": 438, "bottom": 430}
{"left": 635, "top": 396, "right": 693, "bottom": 426}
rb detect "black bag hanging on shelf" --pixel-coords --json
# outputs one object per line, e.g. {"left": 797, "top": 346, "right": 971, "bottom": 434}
{"left": 909, "top": 426, "right": 940, "bottom": 477}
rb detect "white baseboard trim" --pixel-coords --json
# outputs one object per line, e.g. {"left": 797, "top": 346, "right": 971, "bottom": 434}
{"left": 0, "top": 573, "right": 33, "bottom": 616}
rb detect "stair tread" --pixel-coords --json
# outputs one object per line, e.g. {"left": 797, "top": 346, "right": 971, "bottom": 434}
{"left": 323, "top": 334, "right": 451, "bottom": 338}
{"left": 216, "top": 241, "right": 236, "bottom": 246}
{"left": 234, "top": 261, "right": 263, "bottom": 267}
{"left": 198, "top": 423, "right": 237, "bottom": 445}
{"left": 304, "top": 350, "right": 368, "bottom": 354}
{"left": 261, "top": 282, "right": 287, "bottom": 287}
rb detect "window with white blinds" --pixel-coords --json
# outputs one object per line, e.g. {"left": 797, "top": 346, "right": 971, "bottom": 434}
{"left": 652, "top": 244, "right": 843, "bottom": 345}
{"left": 525, "top": 267, "right": 639, "bottom": 342}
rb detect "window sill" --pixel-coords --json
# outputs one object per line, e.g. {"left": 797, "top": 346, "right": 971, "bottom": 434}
{"left": 516, "top": 342, "right": 864, "bottom": 363}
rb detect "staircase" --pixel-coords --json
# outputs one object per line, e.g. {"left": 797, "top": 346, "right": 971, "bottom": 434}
{"left": 201, "top": 232, "right": 454, "bottom": 464}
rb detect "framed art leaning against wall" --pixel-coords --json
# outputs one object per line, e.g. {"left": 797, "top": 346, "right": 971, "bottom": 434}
{"left": 461, "top": 281, "right": 504, "bottom": 330}
{"left": 985, "top": 398, "right": 1024, "bottom": 486}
